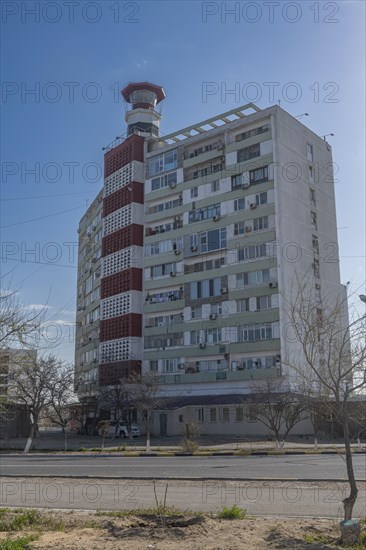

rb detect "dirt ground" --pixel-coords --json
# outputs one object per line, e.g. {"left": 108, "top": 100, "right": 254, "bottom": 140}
{"left": 1, "top": 509, "right": 365, "bottom": 549}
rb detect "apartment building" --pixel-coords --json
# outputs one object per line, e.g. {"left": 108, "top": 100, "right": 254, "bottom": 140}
{"left": 74, "top": 82, "right": 345, "bottom": 434}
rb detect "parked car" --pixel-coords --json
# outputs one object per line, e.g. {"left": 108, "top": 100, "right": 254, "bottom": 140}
{"left": 99, "top": 421, "right": 140, "bottom": 438}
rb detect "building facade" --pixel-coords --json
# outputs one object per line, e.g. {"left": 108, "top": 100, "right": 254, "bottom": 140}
{"left": 74, "top": 82, "right": 345, "bottom": 434}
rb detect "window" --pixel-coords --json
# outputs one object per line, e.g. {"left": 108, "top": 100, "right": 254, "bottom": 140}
{"left": 222, "top": 407, "right": 230, "bottom": 422}
{"left": 237, "top": 269, "right": 270, "bottom": 287}
{"left": 150, "top": 361, "right": 159, "bottom": 372}
{"left": 147, "top": 262, "right": 176, "bottom": 278}
{"left": 307, "top": 143, "right": 314, "bottom": 162}
{"left": 145, "top": 237, "right": 183, "bottom": 256}
{"left": 313, "top": 258, "right": 320, "bottom": 278}
{"left": 190, "top": 277, "right": 222, "bottom": 299}
{"left": 200, "top": 228, "right": 226, "bottom": 252}
{"left": 197, "top": 408, "right": 205, "bottom": 422}
{"left": 250, "top": 166, "right": 268, "bottom": 184}
{"left": 150, "top": 150, "right": 177, "bottom": 176}
{"left": 235, "top": 125, "right": 269, "bottom": 142}
{"left": 85, "top": 275, "right": 93, "bottom": 294}
{"left": 211, "top": 303, "right": 222, "bottom": 315}
{"left": 308, "top": 165, "right": 315, "bottom": 183}
{"left": 235, "top": 407, "right": 244, "bottom": 422}
{"left": 311, "top": 211, "right": 317, "bottom": 230}
{"left": 256, "top": 295, "right": 271, "bottom": 310}
{"left": 191, "top": 306, "right": 202, "bottom": 319}
{"left": 234, "top": 221, "right": 246, "bottom": 236}
{"left": 237, "top": 143, "right": 260, "bottom": 162}
{"left": 205, "top": 327, "right": 222, "bottom": 343}
{"left": 234, "top": 198, "right": 245, "bottom": 211}
{"left": 312, "top": 235, "right": 319, "bottom": 254}
{"left": 179, "top": 414, "right": 183, "bottom": 423}
{"left": 253, "top": 216, "right": 269, "bottom": 231}
{"left": 238, "top": 243, "right": 268, "bottom": 261}
{"left": 189, "top": 204, "right": 220, "bottom": 223}
{"left": 209, "top": 408, "right": 217, "bottom": 422}
{"left": 151, "top": 171, "right": 177, "bottom": 191}
{"left": 237, "top": 298, "right": 250, "bottom": 312}
{"left": 255, "top": 192, "right": 268, "bottom": 206}
{"left": 191, "top": 187, "right": 198, "bottom": 198}
{"left": 190, "top": 331, "right": 200, "bottom": 345}
{"left": 211, "top": 179, "right": 220, "bottom": 192}
{"left": 190, "top": 233, "right": 198, "bottom": 249}
{"left": 310, "top": 188, "right": 316, "bottom": 206}
{"left": 231, "top": 173, "right": 243, "bottom": 188}
{"left": 238, "top": 323, "right": 273, "bottom": 342}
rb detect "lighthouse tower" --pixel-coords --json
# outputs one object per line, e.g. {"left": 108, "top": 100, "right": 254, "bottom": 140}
{"left": 121, "top": 81, "right": 166, "bottom": 137}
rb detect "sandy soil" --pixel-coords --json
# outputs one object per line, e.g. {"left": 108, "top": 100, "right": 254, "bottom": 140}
{"left": 1, "top": 510, "right": 364, "bottom": 549}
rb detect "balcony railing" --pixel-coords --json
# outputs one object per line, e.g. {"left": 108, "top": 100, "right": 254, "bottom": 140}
{"left": 158, "top": 366, "right": 281, "bottom": 384}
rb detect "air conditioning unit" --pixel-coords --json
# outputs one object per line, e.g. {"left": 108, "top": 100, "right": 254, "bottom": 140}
{"left": 170, "top": 271, "right": 176, "bottom": 277}
{"left": 185, "top": 365, "right": 198, "bottom": 374}
{"left": 199, "top": 342, "right": 206, "bottom": 349}
{"left": 191, "top": 245, "right": 198, "bottom": 252}
{"left": 241, "top": 181, "right": 250, "bottom": 189}
{"left": 250, "top": 203, "right": 257, "bottom": 209}
{"left": 169, "top": 182, "right": 177, "bottom": 189}
{"left": 213, "top": 215, "right": 220, "bottom": 222}
{"left": 209, "top": 313, "right": 217, "bottom": 320}
{"left": 220, "top": 287, "right": 228, "bottom": 294}
{"left": 269, "top": 281, "right": 277, "bottom": 288}
{"left": 174, "top": 249, "right": 181, "bottom": 255}
{"left": 177, "top": 363, "right": 185, "bottom": 370}
{"left": 245, "top": 226, "right": 252, "bottom": 233}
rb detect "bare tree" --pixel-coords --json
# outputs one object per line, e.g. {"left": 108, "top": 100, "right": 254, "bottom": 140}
{"left": 7, "top": 354, "right": 68, "bottom": 453}
{"left": 245, "top": 378, "right": 307, "bottom": 448}
{"left": 44, "top": 364, "right": 75, "bottom": 451}
{"left": 286, "top": 276, "right": 366, "bottom": 523}
{"left": 129, "top": 372, "right": 166, "bottom": 452}
{"left": 0, "top": 284, "right": 47, "bottom": 349}
{"left": 99, "top": 381, "right": 135, "bottom": 440}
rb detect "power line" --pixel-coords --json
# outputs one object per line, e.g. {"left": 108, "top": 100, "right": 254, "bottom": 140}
{"left": 0, "top": 257, "right": 78, "bottom": 269}
{"left": 1, "top": 205, "right": 85, "bottom": 229}
{"left": 0, "top": 191, "right": 95, "bottom": 202}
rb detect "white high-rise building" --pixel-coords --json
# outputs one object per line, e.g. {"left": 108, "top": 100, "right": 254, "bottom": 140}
{"left": 75, "top": 82, "right": 346, "bottom": 435}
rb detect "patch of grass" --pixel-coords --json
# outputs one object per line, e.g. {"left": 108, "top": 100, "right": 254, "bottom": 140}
{"left": 0, "top": 534, "right": 39, "bottom": 550}
{"left": 217, "top": 504, "right": 247, "bottom": 520}
{"left": 96, "top": 506, "right": 192, "bottom": 518}
{"left": 304, "top": 533, "right": 331, "bottom": 544}
{"left": 0, "top": 510, "right": 65, "bottom": 533}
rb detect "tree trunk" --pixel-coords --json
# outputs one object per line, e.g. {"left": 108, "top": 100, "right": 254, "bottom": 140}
{"left": 342, "top": 405, "right": 358, "bottom": 522}
{"left": 146, "top": 416, "right": 151, "bottom": 452}
{"left": 64, "top": 428, "right": 68, "bottom": 453}
{"left": 24, "top": 422, "right": 36, "bottom": 454}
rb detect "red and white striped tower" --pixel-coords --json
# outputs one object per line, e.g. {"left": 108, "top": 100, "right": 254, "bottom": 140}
{"left": 99, "top": 82, "right": 165, "bottom": 387}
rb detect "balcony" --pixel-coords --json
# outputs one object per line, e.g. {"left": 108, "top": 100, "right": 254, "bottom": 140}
{"left": 158, "top": 366, "right": 281, "bottom": 385}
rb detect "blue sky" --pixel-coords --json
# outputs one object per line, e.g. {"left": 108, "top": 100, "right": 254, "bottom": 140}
{"left": 1, "top": 0, "right": 365, "bottom": 363}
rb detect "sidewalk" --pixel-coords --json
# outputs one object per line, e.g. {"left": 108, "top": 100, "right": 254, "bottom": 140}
{"left": 1, "top": 431, "right": 365, "bottom": 454}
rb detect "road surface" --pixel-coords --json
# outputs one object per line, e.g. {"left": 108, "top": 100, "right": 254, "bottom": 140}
{"left": 1, "top": 454, "right": 365, "bottom": 481}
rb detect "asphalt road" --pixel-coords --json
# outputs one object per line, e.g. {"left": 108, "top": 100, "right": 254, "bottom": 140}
{"left": 0, "top": 454, "right": 365, "bottom": 481}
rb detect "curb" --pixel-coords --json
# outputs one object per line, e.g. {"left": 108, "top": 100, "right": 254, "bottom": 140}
{"left": 1, "top": 474, "right": 365, "bottom": 483}
{"left": 1, "top": 450, "right": 365, "bottom": 457}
